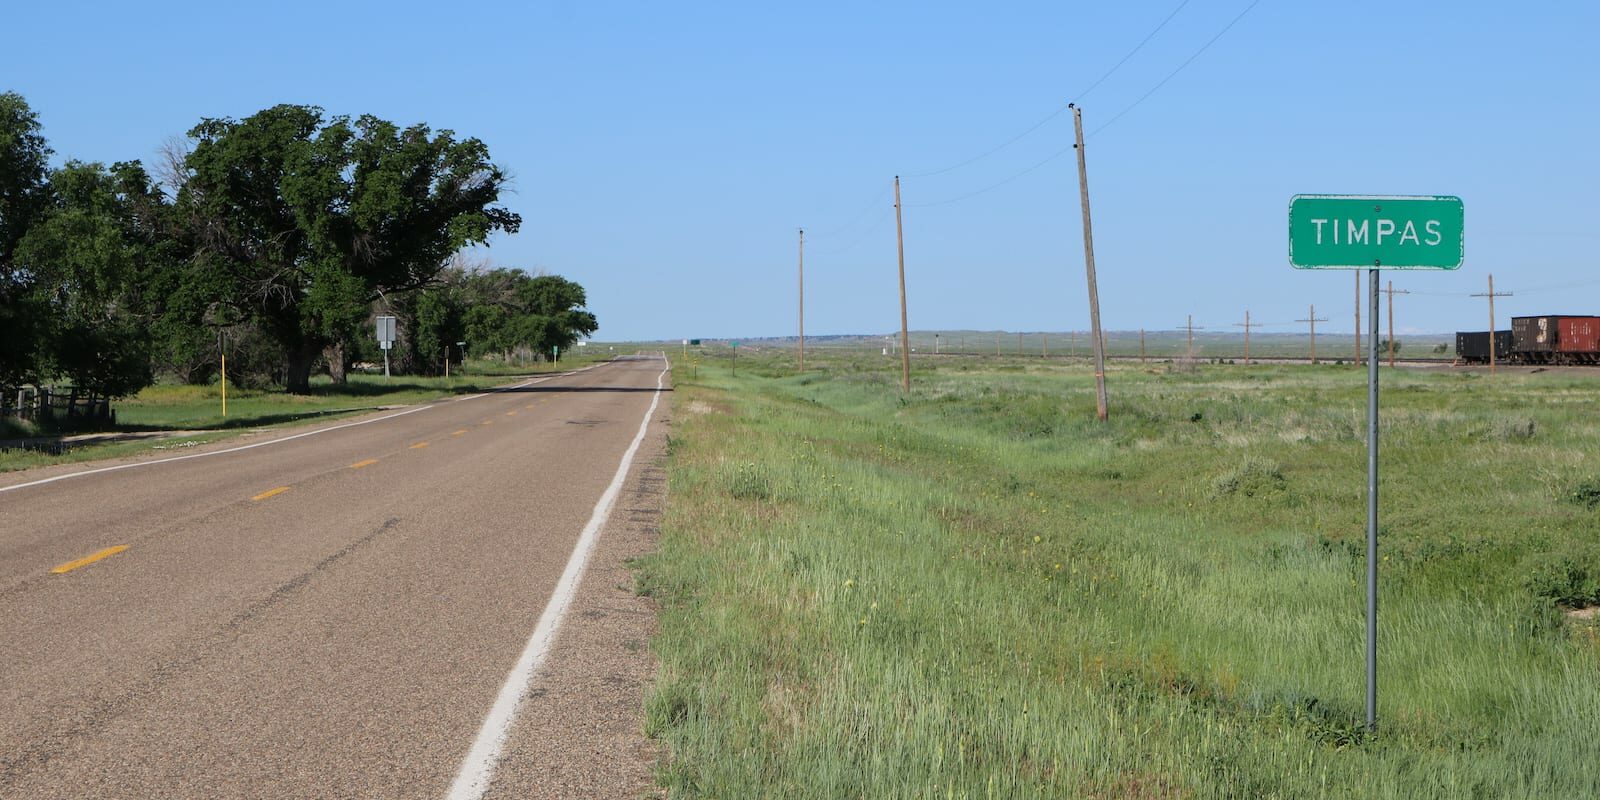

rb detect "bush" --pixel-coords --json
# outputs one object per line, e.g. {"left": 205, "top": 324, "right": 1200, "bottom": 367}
{"left": 1527, "top": 546, "right": 1600, "bottom": 607}
{"left": 1567, "top": 478, "right": 1600, "bottom": 509}
{"left": 1209, "top": 457, "right": 1286, "bottom": 499}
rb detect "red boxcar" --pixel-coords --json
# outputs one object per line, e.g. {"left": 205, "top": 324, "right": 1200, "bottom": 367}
{"left": 1558, "top": 316, "right": 1600, "bottom": 362}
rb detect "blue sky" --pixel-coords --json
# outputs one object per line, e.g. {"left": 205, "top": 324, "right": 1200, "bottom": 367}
{"left": 7, "top": 1, "right": 1597, "bottom": 340}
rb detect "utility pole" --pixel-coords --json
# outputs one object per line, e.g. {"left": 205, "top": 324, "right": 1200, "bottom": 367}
{"left": 1042, "top": 334, "right": 1048, "bottom": 358}
{"left": 1070, "top": 104, "right": 1110, "bottom": 421}
{"left": 798, "top": 227, "right": 805, "bottom": 372}
{"left": 1018, "top": 331, "right": 1024, "bottom": 355}
{"left": 1139, "top": 328, "right": 1145, "bottom": 364}
{"left": 1233, "top": 310, "right": 1260, "bottom": 365}
{"left": 894, "top": 177, "right": 911, "bottom": 393}
{"left": 1297, "top": 305, "right": 1329, "bottom": 364}
{"left": 1354, "top": 272, "right": 1363, "bottom": 367}
{"left": 996, "top": 333, "right": 1001, "bottom": 356}
{"left": 1180, "top": 315, "right": 1204, "bottom": 361}
{"left": 1382, "top": 281, "right": 1410, "bottom": 367}
{"left": 1471, "top": 273, "right": 1512, "bottom": 376}
{"left": 935, "top": 333, "right": 940, "bottom": 354}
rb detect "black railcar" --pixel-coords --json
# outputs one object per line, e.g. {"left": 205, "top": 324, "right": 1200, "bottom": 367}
{"left": 1455, "top": 330, "right": 1511, "bottom": 364}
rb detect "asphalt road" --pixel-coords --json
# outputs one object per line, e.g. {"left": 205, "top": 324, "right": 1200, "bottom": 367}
{"left": 0, "top": 355, "right": 670, "bottom": 799}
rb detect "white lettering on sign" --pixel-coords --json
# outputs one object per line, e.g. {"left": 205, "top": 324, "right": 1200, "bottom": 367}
{"left": 1309, "top": 218, "right": 1446, "bottom": 248}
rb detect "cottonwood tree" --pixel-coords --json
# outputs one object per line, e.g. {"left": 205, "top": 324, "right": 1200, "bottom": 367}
{"left": 0, "top": 92, "right": 53, "bottom": 388}
{"left": 180, "top": 105, "right": 520, "bottom": 392}
{"left": 13, "top": 161, "right": 177, "bottom": 397}
{"left": 458, "top": 268, "right": 597, "bottom": 362}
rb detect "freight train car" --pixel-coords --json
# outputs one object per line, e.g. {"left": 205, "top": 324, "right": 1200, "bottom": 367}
{"left": 1509, "top": 315, "right": 1600, "bottom": 364}
{"left": 1454, "top": 330, "right": 1511, "bottom": 364}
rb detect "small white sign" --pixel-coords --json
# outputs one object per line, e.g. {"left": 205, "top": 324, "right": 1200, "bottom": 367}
{"left": 375, "top": 315, "right": 397, "bottom": 344}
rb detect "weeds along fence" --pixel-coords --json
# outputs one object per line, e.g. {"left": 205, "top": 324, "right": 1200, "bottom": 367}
{"left": 1, "top": 386, "right": 115, "bottom": 428}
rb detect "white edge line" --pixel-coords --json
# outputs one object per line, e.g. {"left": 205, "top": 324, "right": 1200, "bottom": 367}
{"left": 445, "top": 353, "right": 669, "bottom": 800}
{"left": 0, "top": 361, "right": 614, "bottom": 496}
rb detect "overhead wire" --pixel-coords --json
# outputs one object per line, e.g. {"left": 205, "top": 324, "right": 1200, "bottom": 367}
{"left": 803, "top": 184, "right": 894, "bottom": 241}
{"left": 906, "top": 0, "right": 1261, "bottom": 208}
{"left": 901, "top": 0, "right": 1193, "bottom": 179}
{"left": 1088, "top": 0, "right": 1262, "bottom": 138}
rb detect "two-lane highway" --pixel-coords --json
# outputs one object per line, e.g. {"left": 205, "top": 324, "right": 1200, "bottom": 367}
{"left": 0, "top": 355, "right": 669, "bottom": 798}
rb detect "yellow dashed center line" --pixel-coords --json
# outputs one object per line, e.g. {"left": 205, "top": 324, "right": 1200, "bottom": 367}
{"left": 481, "top": 420, "right": 494, "bottom": 426}
{"left": 251, "top": 486, "right": 291, "bottom": 501}
{"left": 350, "top": 459, "right": 379, "bottom": 469}
{"left": 452, "top": 429, "right": 468, "bottom": 436}
{"left": 410, "top": 441, "right": 430, "bottom": 449}
{"left": 506, "top": 411, "right": 518, "bottom": 417}
{"left": 525, "top": 404, "right": 535, "bottom": 409}
{"left": 51, "top": 545, "right": 129, "bottom": 574}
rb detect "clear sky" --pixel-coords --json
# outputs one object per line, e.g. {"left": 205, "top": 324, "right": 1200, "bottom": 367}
{"left": 6, "top": 1, "right": 1597, "bottom": 341}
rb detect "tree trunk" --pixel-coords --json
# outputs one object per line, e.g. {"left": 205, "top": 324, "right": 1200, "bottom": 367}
{"left": 324, "top": 341, "right": 349, "bottom": 385}
{"left": 285, "top": 342, "right": 319, "bottom": 394}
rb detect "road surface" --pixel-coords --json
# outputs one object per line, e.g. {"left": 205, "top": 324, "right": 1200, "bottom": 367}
{"left": 0, "top": 355, "right": 670, "bottom": 799}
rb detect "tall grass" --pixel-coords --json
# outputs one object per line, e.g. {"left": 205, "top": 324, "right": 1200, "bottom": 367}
{"left": 641, "top": 353, "right": 1600, "bottom": 798}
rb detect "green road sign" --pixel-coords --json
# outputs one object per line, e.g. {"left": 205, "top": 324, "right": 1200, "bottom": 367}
{"left": 1289, "top": 195, "right": 1463, "bottom": 270}
{"left": 730, "top": 340, "right": 740, "bottom": 348}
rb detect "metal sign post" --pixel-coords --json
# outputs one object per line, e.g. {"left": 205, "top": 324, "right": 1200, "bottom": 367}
{"left": 1289, "top": 194, "right": 1463, "bottom": 732}
{"left": 375, "top": 315, "right": 397, "bottom": 378}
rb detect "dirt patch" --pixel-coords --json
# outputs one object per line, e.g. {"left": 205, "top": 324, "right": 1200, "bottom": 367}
{"left": 1565, "top": 606, "right": 1600, "bottom": 621}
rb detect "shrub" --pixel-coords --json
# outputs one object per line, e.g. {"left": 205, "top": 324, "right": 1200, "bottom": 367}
{"left": 1209, "top": 457, "right": 1286, "bottom": 499}
{"left": 1527, "top": 546, "right": 1600, "bottom": 607}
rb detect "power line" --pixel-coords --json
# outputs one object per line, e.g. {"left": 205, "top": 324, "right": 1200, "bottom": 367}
{"left": 905, "top": 141, "right": 1077, "bottom": 208}
{"left": 1089, "top": 0, "right": 1262, "bottom": 138}
{"left": 902, "top": 0, "right": 1193, "bottom": 179}
{"left": 1072, "top": 0, "right": 1195, "bottom": 103}
{"left": 908, "top": 1, "right": 1260, "bottom": 208}
{"left": 804, "top": 206, "right": 895, "bottom": 255}
{"left": 802, "top": 184, "right": 893, "bottom": 241}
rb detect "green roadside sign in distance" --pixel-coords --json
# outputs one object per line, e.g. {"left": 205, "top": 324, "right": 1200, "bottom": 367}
{"left": 730, "top": 340, "right": 740, "bottom": 348}
{"left": 1289, "top": 195, "right": 1463, "bottom": 270}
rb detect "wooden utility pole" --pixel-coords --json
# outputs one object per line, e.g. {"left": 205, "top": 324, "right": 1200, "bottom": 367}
{"left": 1382, "top": 281, "right": 1410, "bottom": 367}
{"left": 1298, "top": 305, "right": 1329, "bottom": 364}
{"left": 893, "top": 177, "right": 911, "bottom": 393}
{"left": 1070, "top": 104, "right": 1110, "bottom": 421}
{"left": 1139, "top": 328, "right": 1146, "bottom": 364}
{"left": 1233, "top": 310, "right": 1260, "bottom": 365}
{"left": 798, "top": 228, "right": 805, "bottom": 372}
{"left": 1180, "top": 315, "right": 1204, "bottom": 361}
{"left": 1354, "top": 272, "right": 1363, "bottom": 367}
{"left": 1471, "top": 273, "right": 1512, "bottom": 375}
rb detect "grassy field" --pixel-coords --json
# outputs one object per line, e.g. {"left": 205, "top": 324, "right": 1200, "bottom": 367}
{"left": 640, "top": 351, "right": 1600, "bottom": 798}
{"left": 682, "top": 329, "right": 1457, "bottom": 363}
{"left": 0, "top": 352, "right": 614, "bottom": 472}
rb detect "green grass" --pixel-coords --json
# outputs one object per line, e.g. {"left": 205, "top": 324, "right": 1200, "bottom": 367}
{"left": 0, "top": 353, "right": 615, "bottom": 472}
{"left": 640, "top": 351, "right": 1600, "bottom": 798}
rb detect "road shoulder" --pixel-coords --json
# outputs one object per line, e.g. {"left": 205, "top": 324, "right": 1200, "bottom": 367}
{"left": 479, "top": 378, "right": 669, "bottom": 800}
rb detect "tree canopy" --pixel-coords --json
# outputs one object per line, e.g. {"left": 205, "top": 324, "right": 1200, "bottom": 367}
{"left": 180, "top": 104, "right": 523, "bottom": 392}
{"left": 0, "top": 91, "right": 54, "bottom": 388}
{"left": 0, "top": 93, "right": 600, "bottom": 403}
